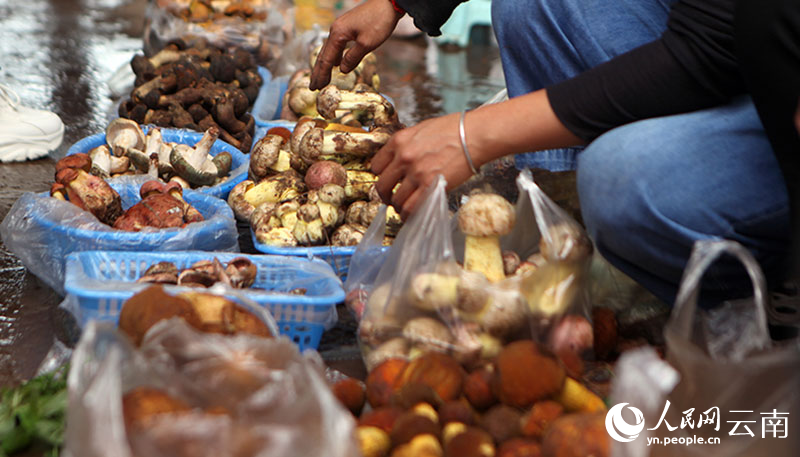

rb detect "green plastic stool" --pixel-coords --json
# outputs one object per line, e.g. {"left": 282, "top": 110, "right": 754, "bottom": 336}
{"left": 435, "top": 0, "right": 493, "bottom": 47}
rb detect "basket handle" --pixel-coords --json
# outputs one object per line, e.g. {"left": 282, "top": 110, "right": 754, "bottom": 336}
{"left": 671, "top": 239, "right": 770, "bottom": 342}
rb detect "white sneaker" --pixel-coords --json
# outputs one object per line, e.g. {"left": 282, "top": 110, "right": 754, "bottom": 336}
{"left": 0, "top": 83, "right": 64, "bottom": 162}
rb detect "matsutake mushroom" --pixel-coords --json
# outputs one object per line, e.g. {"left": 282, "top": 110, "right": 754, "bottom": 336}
{"left": 88, "top": 145, "right": 130, "bottom": 177}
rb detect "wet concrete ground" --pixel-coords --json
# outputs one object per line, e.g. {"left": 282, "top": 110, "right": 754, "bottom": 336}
{"left": 0, "top": 0, "right": 510, "bottom": 386}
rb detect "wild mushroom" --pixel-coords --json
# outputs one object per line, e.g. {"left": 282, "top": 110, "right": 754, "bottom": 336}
{"left": 228, "top": 179, "right": 256, "bottom": 221}
{"left": 137, "top": 261, "right": 180, "bottom": 284}
{"left": 287, "top": 74, "right": 319, "bottom": 117}
{"left": 457, "top": 193, "right": 516, "bottom": 282}
{"left": 290, "top": 116, "right": 327, "bottom": 155}
{"left": 345, "top": 170, "right": 379, "bottom": 201}
{"left": 243, "top": 170, "right": 305, "bottom": 208}
{"left": 170, "top": 127, "right": 229, "bottom": 186}
{"left": 250, "top": 202, "right": 282, "bottom": 240}
{"left": 355, "top": 52, "right": 380, "bottom": 90}
{"left": 298, "top": 127, "right": 391, "bottom": 164}
{"left": 225, "top": 257, "right": 257, "bottom": 289}
{"left": 250, "top": 134, "right": 291, "bottom": 180}
{"left": 316, "top": 85, "right": 396, "bottom": 127}
{"left": 402, "top": 317, "right": 454, "bottom": 354}
{"left": 276, "top": 200, "right": 300, "bottom": 229}
{"left": 54, "top": 166, "right": 123, "bottom": 226}
{"left": 293, "top": 203, "right": 325, "bottom": 245}
{"left": 130, "top": 48, "right": 183, "bottom": 78}
{"left": 106, "top": 118, "right": 145, "bottom": 157}
{"left": 256, "top": 226, "right": 297, "bottom": 246}
{"left": 317, "top": 183, "right": 346, "bottom": 228}
{"left": 88, "top": 145, "right": 130, "bottom": 177}
{"left": 164, "top": 181, "right": 204, "bottom": 223}
{"left": 407, "top": 273, "right": 460, "bottom": 313}
{"left": 331, "top": 223, "right": 367, "bottom": 246}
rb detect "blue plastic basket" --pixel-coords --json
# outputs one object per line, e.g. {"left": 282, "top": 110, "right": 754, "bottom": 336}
{"left": 252, "top": 68, "right": 289, "bottom": 127}
{"left": 64, "top": 250, "right": 344, "bottom": 351}
{"left": 66, "top": 126, "right": 248, "bottom": 200}
{"left": 250, "top": 228, "right": 389, "bottom": 281}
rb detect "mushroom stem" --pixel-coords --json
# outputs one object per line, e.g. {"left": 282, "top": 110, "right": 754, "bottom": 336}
{"left": 464, "top": 235, "right": 506, "bottom": 283}
{"left": 316, "top": 85, "right": 395, "bottom": 126}
{"left": 298, "top": 127, "right": 391, "bottom": 164}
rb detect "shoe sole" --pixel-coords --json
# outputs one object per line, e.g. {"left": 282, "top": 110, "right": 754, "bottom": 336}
{"left": 0, "top": 123, "right": 64, "bottom": 162}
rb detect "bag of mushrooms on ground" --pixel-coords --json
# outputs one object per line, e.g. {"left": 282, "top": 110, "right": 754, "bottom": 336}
{"left": 346, "top": 170, "right": 595, "bottom": 372}
{"left": 64, "top": 286, "right": 358, "bottom": 457}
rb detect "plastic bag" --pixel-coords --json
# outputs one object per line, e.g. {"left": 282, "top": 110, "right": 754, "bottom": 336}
{"left": 65, "top": 291, "right": 357, "bottom": 457}
{"left": 609, "top": 240, "right": 800, "bottom": 457}
{"left": 0, "top": 175, "right": 238, "bottom": 295}
{"left": 143, "top": 0, "right": 293, "bottom": 66}
{"left": 348, "top": 170, "right": 594, "bottom": 370}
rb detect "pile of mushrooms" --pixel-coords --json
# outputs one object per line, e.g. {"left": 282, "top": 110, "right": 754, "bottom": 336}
{"left": 137, "top": 257, "right": 258, "bottom": 289}
{"left": 356, "top": 192, "right": 595, "bottom": 371}
{"left": 88, "top": 118, "right": 232, "bottom": 189}
{"left": 118, "top": 38, "right": 262, "bottom": 152}
{"left": 168, "top": 0, "right": 270, "bottom": 22}
{"left": 229, "top": 77, "right": 404, "bottom": 248}
{"left": 280, "top": 45, "right": 382, "bottom": 125}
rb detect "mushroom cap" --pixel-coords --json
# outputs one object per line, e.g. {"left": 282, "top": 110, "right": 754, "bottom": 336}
{"left": 106, "top": 118, "right": 145, "bottom": 153}
{"left": 457, "top": 193, "right": 515, "bottom": 237}
{"left": 55, "top": 153, "right": 92, "bottom": 174}
{"left": 140, "top": 180, "right": 167, "bottom": 199}
{"left": 316, "top": 85, "right": 341, "bottom": 119}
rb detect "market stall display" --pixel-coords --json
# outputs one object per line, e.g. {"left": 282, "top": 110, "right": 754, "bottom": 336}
{"left": 0, "top": 176, "right": 237, "bottom": 294}
{"left": 63, "top": 251, "right": 344, "bottom": 350}
{"left": 64, "top": 287, "right": 359, "bottom": 457}
{"left": 328, "top": 347, "right": 608, "bottom": 457}
{"left": 230, "top": 81, "right": 403, "bottom": 277}
{"left": 144, "top": 0, "right": 292, "bottom": 66}
{"left": 117, "top": 39, "right": 266, "bottom": 153}
{"left": 67, "top": 122, "right": 248, "bottom": 200}
{"left": 346, "top": 171, "right": 594, "bottom": 371}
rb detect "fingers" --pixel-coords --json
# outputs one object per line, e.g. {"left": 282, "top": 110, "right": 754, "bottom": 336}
{"left": 398, "top": 188, "right": 424, "bottom": 221}
{"left": 310, "top": 34, "right": 347, "bottom": 90}
{"left": 371, "top": 138, "right": 396, "bottom": 175}
{"left": 340, "top": 43, "right": 369, "bottom": 73}
{"left": 390, "top": 178, "right": 416, "bottom": 212}
{"left": 375, "top": 160, "right": 405, "bottom": 203}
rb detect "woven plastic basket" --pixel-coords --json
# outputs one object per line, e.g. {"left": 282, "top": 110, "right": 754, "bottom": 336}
{"left": 64, "top": 250, "right": 344, "bottom": 351}
{"left": 66, "top": 126, "right": 248, "bottom": 200}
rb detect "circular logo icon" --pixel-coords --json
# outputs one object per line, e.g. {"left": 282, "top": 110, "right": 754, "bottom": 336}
{"left": 606, "top": 403, "right": 645, "bottom": 442}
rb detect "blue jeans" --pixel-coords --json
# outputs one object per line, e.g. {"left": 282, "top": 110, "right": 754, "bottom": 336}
{"left": 492, "top": 0, "right": 791, "bottom": 305}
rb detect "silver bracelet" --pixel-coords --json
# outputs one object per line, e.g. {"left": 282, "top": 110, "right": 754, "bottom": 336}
{"left": 459, "top": 110, "right": 480, "bottom": 176}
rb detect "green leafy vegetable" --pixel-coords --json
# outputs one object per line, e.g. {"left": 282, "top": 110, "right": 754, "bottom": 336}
{"left": 0, "top": 365, "right": 68, "bottom": 457}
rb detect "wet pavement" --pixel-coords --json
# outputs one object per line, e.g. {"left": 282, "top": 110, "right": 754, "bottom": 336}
{"left": 0, "top": 0, "right": 509, "bottom": 386}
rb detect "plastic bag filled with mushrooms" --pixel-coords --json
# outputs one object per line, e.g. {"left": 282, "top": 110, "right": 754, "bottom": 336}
{"left": 0, "top": 175, "right": 239, "bottom": 295}
{"left": 346, "top": 170, "right": 595, "bottom": 372}
{"left": 144, "top": 0, "right": 293, "bottom": 66}
{"left": 64, "top": 292, "right": 358, "bottom": 457}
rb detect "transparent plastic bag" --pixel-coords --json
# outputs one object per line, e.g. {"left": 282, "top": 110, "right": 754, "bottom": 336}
{"left": 144, "top": 0, "right": 293, "bottom": 65}
{"left": 349, "top": 170, "right": 594, "bottom": 370}
{"left": 608, "top": 240, "right": 800, "bottom": 457}
{"left": 0, "top": 175, "right": 238, "bottom": 294}
{"left": 65, "top": 290, "right": 357, "bottom": 457}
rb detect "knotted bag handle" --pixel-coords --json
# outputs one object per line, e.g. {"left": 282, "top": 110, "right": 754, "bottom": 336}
{"left": 670, "top": 240, "right": 770, "bottom": 345}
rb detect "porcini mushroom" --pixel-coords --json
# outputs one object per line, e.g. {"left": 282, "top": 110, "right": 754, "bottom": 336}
{"left": 457, "top": 193, "right": 516, "bottom": 282}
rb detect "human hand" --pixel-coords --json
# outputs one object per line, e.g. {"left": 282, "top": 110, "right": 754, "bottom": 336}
{"left": 371, "top": 112, "right": 477, "bottom": 219}
{"left": 309, "top": 0, "right": 404, "bottom": 90}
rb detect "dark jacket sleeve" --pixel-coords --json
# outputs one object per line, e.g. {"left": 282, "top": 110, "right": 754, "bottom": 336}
{"left": 395, "top": 0, "right": 465, "bottom": 36}
{"left": 546, "top": 0, "right": 745, "bottom": 141}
